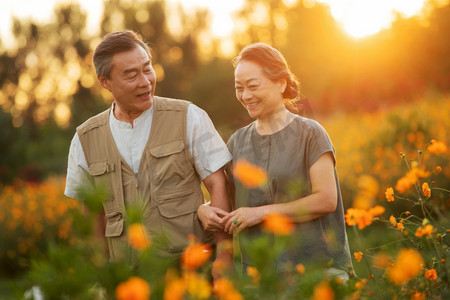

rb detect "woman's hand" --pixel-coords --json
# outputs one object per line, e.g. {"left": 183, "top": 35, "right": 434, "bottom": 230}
{"left": 197, "top": 202, "right": 230, "bottom": 232}
{"left": 221, "top": 206, "right": 266, "bottom": 234}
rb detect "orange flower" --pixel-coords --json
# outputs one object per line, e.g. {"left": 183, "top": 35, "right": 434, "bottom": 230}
{"left": 312, "top": 281, "right": 334, "bottom": 300}
{"left": 372, "top": 252, "right": 391, "bottom": 268}
{"left": 397, "top": 222, "right": 404, "bottom": 231}
{"left": 424, "top": 269, "right": 437, "bottom": 280}
{"left": 128, "top": 223, "right": 151, "bottom": 251}
{"left": 421, "top": 182, "right": 431, "bottom": 198}
{"left": 246, "top": 266, "right": 261, "bottom": 285}
{"left": 385, "top": 187, "right": 395, "bottom": 202}
{"left": 116, "top": 277, "right": 151, "bottom": 300}
{"left": 395, "top": 177, "right": 412, "bottom": 194}
{"left": 395, "top": 167, "right": 430, "bottom": 194}
{"left": 415, "top": 224, "right": 436, "bottom": 238}
{"left": 436, "top": 166, "right": 442, "bottom": 173}
{"left": 354, "top": 252, "right": 363, "bottom": 262}
{"left": 214, "top": 278, "right": 243, "bottom": 300}
{"left": 296, "top": 264, "right": 305, "bottom": 275}
{"left": 164, "top": 278, "right": 185, "bottom": 300}
{"left": 355, "top": 278, "right": 367, "bottom": 290}
{"left": 345, "top": 208, "right": 373, "bottom": 230}
{"left": 387, "top": 249, "right": 424, "bottom": 285}
{"left": 181, "top": 243, "right": 212, "bottom": 270}
{"left": 389, "top": 215, "right": 397, "bottom": 227}
{"left": 233, "top": 159, "right": 268, "bottom": 188}
{"left": 368, "top": 205, "right": 385, "bottom": 217}
{"left": 427, "top": 139, "right": 448, "bottom": 155}
{"left": 263, "top": 212, "right": 294, "bottom": 235}
{"left": 411, "top": 291, "right": 426, "bottom": 300}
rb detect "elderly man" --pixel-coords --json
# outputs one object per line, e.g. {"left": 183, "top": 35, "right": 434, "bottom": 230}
{"left": 65, "top": 31, "right": 232, "bottom": 276}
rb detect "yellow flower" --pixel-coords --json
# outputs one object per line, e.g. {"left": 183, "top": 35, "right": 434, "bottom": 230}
{"left": 128, "top": 223, "right": 151, "bottom": 251}
{"left": 184, "top": 272, "right": 211, "bottom": 299}
{"left": 312, "top": 281, "right": 334, "bottom": 300}
{"left": 181, "top": 243, "right": 212, "bottom": 270}
{"left": 385, "top": 187, "right": 395, "bottom": 202}
{"left": 421, "top": 182, "right": 431, "bottom": 198}
{"left": 397, "top": 222, "right": 404, "bottom": 231}
{"left": 214, "top": 278, "right": 243, "bottom": 300}
{"left": 164, "top": 278, "right": 185, "bottom": 300}
{"left": 296, "top": 263, "right": 305, "bottom": 275}
{"left": 427, "top": 139, "right": 448, "bottom": 155}
{"left": 354, "top": 252, "right": 363, "bottom": 262}
{"left": 233, "top": 159, "right": 268, "bottom": 188}
{"left": 116, "top": 277, "right": 151, "bottom": 300}
{"left": 387, "top": 249, "right": 424, "bottom": 285}
{"left": 415, "top": 224, "right": 436, "bottom": 238}
{"left": 424, "top": 269, "right": 437, "bottom": 280}
{"left": 246, "top": 266, "right": 261, "bottom": 285}
{"left": 263, "top": 212, "right": 294, "bottom": 235}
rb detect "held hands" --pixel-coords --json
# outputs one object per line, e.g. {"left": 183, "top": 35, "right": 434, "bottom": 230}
{"left": 221, "top": 207, "right": 265, "bottom": 235}
{"left": 198, "top": 203, "right": 265, "bottom": 234}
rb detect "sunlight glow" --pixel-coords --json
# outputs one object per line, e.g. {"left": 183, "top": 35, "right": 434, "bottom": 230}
{"left": 318, "top": 0, "right": 427, "bottom": 38}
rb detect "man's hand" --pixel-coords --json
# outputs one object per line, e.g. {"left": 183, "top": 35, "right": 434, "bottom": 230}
{"left": 197, "top": 202, "right": 229, "bottom": 232}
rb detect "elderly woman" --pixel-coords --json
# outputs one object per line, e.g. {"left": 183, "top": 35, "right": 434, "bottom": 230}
{"left": 199, "top": 43, "right": 353, "bottom": 279}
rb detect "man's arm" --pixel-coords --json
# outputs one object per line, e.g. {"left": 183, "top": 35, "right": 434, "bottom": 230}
{"left": 202, "top": 168, "right": 233, "bottom": 279}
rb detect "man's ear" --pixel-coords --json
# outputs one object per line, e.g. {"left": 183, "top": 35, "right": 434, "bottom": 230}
{"left": 98, "top": 74, "right": 111, "bottom": 91}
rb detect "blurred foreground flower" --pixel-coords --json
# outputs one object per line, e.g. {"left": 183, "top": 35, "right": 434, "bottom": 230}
{"left": 388, "top": 249, "right": 424, "bottom": 285}
{"left": 214, "top": 278, "right": 243, "bottom": 300}
{"left": 312, "top": 281, "right": 334, "bottom": 300}
{"left": 246, "top": 266, "right": 261, "bottom": 285}
{"left": 184, "top": 272, "right": 211, "bottom": 299}
{"left": 427, "top": 139, "right": 448, "bottom": 155}
{"left": 233, "top": 159, "right": 268, "bottom": 188}
{"left": 181, "top": 242, "right": 212, "bottom": 270}
{"left": 116, "top": 276, "right": 151, "bottom": 300}
{"left": 263, "top": 212, "right": 294, "bottom": 235}
{"left": 296, "top": 263, "right": 305, "bottom": 275}
{"left": 128, "top": 223, "right": 151, "bottom": 251}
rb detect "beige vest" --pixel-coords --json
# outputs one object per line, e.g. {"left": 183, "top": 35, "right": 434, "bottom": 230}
{"left": 77, "top": 96, "right": 214, "bottom": 261}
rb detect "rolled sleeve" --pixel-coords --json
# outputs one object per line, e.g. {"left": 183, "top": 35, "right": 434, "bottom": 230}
{"left": 186, "top": 104, "right": 232, "bottom": 180}
{"left": 64, "top": 133, "right": 91, "bottom": 199}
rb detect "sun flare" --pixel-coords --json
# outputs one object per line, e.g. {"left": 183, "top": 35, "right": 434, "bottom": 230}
{"left": 317, "top": 0, "right": 427, "bottom": 38}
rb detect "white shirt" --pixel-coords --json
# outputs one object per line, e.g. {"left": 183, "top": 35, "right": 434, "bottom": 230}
{"left": 65, "top": 103, "right": 232, "bottom": 199}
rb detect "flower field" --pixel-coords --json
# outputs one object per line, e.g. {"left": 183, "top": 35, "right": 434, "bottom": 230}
{"left": 0, "top": 96, "right": 449, "bottom": 299}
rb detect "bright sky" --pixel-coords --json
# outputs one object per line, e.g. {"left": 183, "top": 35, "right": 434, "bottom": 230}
{"left": 0, "top": 0, "right": 430, "bottom": 49}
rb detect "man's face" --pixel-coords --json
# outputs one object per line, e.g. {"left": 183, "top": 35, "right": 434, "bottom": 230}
{"left": 99, "top": 45, "right": 156, "bottom": 116}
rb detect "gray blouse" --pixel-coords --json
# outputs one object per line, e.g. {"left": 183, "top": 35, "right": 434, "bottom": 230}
{"left": 227, "top": 115, "right": 353, "bottom": 272}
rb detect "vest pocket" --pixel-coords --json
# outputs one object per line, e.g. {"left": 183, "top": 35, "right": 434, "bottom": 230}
{"left": 149, "top": 140, "right": 191, "bottom": 183}
{"left": 88, "top": 161, "right": 116, "bottom": 202}
{"left": 105, "top": 211, "right": 124, "bottom": 237}
{"left": 156, "top": 188, "right": 211, "bottom": 253}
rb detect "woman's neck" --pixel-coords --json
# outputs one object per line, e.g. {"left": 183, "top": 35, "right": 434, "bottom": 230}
{"left": 255, "top": 107, "right": 295, "bottom": 135}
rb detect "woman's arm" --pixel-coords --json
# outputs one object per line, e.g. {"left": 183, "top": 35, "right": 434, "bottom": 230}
{"left": 222, "top": 152, "right": 337, "bottom": 234}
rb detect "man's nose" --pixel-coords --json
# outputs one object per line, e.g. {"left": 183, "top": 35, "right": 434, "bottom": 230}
{"left": 138, "top": 73, "right": 151, "bottom": 86}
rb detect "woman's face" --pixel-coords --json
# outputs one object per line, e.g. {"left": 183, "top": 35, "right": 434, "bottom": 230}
{"left": 234, "top": 60, "right": 285, "bottom": 120}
